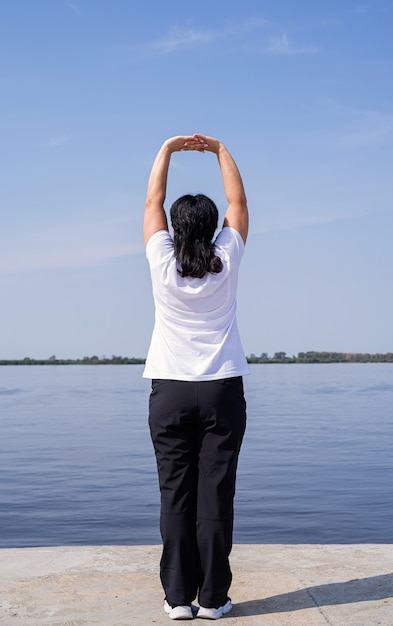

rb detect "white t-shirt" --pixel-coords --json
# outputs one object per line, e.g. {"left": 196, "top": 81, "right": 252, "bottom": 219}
{"left": 143, "top": 227, "right": 250, "bottom": 381}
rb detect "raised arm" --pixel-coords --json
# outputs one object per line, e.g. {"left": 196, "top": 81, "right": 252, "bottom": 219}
{"left": 144, "top": 135, "right": 205, "bottom": 245}
{"left": 193, "top": 134, "right": 249, "bottom": 244}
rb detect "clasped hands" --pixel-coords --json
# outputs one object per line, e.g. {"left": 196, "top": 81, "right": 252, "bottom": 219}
{"left": 164, "top": 134, "right": 221, "bottom": 154}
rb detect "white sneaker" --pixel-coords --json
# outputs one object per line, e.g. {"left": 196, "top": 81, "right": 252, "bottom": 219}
{"left": 197, "top": 599, "right": 232, "bottom": 619}
{"left": 164, "top": 600, "right": 193, "bottom": 620}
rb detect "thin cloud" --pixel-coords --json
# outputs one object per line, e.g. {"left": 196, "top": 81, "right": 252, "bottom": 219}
{"left": 266, "top": 34, "right": 318, "bottom": 56}
{"left": 380, "top": 3, "right": 393, "bottom": 12}
{"left": 155, "top": 25, "right": 219, "bottom": 55}
{"left": 137, "top": 18, "right": 267, "bottom": 57}
{"left": 336, "top": 109, "right": 393, "bottom": 149}
{"left": 46, "top": 134, "right": 73, "bottom": 148}
{"left": 0, "top": 215, "right": 144, "bottom": 275}
{"left": 349, "top": 3, "right": 393, "bottom": 15}
{"left": 336, "top": 116, "right": 393, "bottom": 148}
{"left": 352, "top": 4, "right": 369, "bottom": 14}
{"left": 307, "top": 100, "right": 393, "bottom": 149}
{"left": 66, "top": 1, "right": 80, "bottom": 15}
{"left": 254, "top": 210, "right": 371, "bottom": 236}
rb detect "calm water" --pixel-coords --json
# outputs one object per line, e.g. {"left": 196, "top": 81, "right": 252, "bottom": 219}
{"left": 0, "top": 364, "right": 392, "bottom": 547}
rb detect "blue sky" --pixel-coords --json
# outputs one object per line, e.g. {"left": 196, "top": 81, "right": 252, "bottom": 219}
{"left": 1, "top": 0, "right": 392, "bottom": 359}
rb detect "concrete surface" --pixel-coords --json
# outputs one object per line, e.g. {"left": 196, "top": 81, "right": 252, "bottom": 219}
{"left": 0, "top": 544, "right": 392, "bottom": 625}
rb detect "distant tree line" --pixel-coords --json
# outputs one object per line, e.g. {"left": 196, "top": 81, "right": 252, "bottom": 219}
{"left": 247, "top": 351, "right": 393, "bottom": 363}
{"left": 0, "top": 355, "right": 146, "bottom": 365}
{"left": 1, "top": 352, "right": 392, "bottom": 365}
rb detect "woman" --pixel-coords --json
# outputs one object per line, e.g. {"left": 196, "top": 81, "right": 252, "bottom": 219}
{"left": 143, "top": 133, "right": 249, "bottom": 620}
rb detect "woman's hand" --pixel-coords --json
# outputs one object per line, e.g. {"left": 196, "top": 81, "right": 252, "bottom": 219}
{"left": 164, "top": 135, "right": 207, "bottom": 153}
{"left": 162, "top": 134, "right": 223, "bottom": 154}
{"left": 192, "top": 134, "right": 222, "bottom": 154}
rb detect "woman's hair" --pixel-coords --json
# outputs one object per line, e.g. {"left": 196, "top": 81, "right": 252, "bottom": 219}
{"left": 170, "top": 194, "right": 223, "bottom": 278}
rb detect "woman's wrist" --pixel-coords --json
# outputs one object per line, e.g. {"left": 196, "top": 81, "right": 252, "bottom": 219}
{"left": 162, "top": 139, "right": 175, "bottom": 154}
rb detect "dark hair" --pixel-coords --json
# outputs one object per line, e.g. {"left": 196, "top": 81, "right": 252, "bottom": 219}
{"left": 170, "top": 194, "right": 223, "bottom": 278}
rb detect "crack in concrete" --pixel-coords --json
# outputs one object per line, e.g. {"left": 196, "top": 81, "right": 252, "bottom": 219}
{"left": 304, "top": 586, "right": 335, "bottom": 625}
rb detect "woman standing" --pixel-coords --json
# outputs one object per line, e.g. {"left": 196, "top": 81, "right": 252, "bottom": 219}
{"left": 143, "top": 134, "right": 249, "bottom": 620}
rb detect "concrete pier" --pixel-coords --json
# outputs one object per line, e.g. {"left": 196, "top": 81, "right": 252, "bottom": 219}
{"left": 1, "top": 544, "right": 392, "bottom": 625}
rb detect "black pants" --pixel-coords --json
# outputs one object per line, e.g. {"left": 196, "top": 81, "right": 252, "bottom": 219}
{"left": 148, "top": 377, "right": 246, "bottom": 608}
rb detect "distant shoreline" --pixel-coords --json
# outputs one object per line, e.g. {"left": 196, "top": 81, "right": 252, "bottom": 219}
{"left": 1, "top": 352, "right": 392, "bottom": 365}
